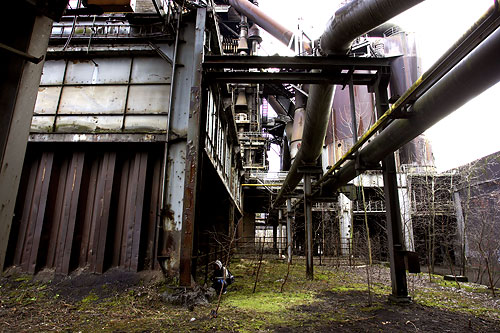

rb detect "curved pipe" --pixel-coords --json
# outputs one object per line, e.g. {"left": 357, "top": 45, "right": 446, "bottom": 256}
{"left": 278, "top": 81, "right": 335, "bottom": 195}
{"left": 223, "top": 0, "right": 311, "bottom": 53}
{"left": 289, "top": 86, "right": 309, "bottom": 162}
{"left": 320, "top": 0, "right": 424, "bottom": 55}
{"left": 275, "top": 0, "right": 423, "bottom": 205}
{"left": 321, "top": 24, "right": 500, "bottom": 194}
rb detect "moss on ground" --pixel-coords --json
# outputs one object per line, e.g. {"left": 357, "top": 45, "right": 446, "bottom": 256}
{"left": 1, "top": 260, "right": 499, "bottom": 332}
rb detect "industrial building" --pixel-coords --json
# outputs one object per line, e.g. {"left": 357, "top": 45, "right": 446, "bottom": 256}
{"left": 1, "top": 0, "right": 500, "bottom": 302}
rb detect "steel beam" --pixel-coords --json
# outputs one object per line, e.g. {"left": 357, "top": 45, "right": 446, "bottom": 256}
{"left": 203, "top": 55, "right": 393, "bottom": 70}
{"left": 0, "top": 13, "right": 52, "bottom": 272}
{"left": 286, "top": 198, "right": 292, "bottom": 263}
{"left": 204, "top": 71, "right": 377, "bottom": 85}
{"left": 374, "top": 75, "right": 410, "bottom": 301}
{"left": 303, "top": 173, "right": 313, "bottom": 280}
{"left": 179, "top": 8, "right": 207, "bottom": 286}
{"left": 348, "top": 76, "right": 358, "bottom": 144}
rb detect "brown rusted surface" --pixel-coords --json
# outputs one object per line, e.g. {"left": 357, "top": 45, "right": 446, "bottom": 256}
{"left": 158, "top": 205, "right": 176, "bottom": 258}
{"left": 90, "top": 152, "right": 116, "bottom": 274}
{"left": 57, "top": 152, "right": 85, "bottom": 275}
{"left": 17, "top": 152, "right": 54, "bottom": 273}
{"left": 79, "top": 157, "right": 99, "bottom": 267}
{"left": 9, "top": 144, "right": 163, "bottom": 275}
{"left": 64, "top": 152, "right": 85, "bottom": 274}
{"left": 146, "top": 157, "right": 161, "bottom": 270}
{"left": 112, "top": 157, "right": 130, "bottom": 268}
{"left": 116, "top": 152, "right": 148, "bottom": 271}
{"left": 131, "top": 152, "right": 147, "bottom": 271}
{"left": 14, "top": 156, "right": 40, "bottom": 267}
{"left": 180, "top": 86, "right": 202, "bottom": 286}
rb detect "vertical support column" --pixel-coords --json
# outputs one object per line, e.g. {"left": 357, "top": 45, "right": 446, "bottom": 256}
{"left": 278, "top": 210, "right": 283, "bottom": 258}
{"left": 374, "top": 73, "right": 410, "bottom": 302}
{"left": 338, "top": 193, "right": 352, "bottom": 256}
{"left": 348, "top": 75, "right": 358, "bottom": 144}
{"left": 0, "top": 12, "right": 52, "bottom": 272}
{"left": 286, "top": 198, "right": 292, "bottom": 263}
{"left": 272, "top": 224, "right": 277, "bottom": 250}
{"left": 453, "top": 191, "right": 468, "bottom": 274}
{"left": 304, "top": 173, "right": 313, "bottom": 280}
{"left": 242, "top": 213, "right": 255, "bottom": 242}
{"left": 180, "top": 8, "right": 207, "bottom": 286}
{"left": 398, "top": 173, "right": 414, "bottom": 252}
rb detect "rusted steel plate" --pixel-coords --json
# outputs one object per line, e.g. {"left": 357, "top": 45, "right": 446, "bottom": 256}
{"left": 146, "top": 156, "right": 161, "bottom": 270}
{"left": 122, "top": 153, "right": 139, "bottom": 270}
{"left": 180, "top": 86, "right": 202, "bottom": 286}
{"left": 79, "top": 157, "right": 99, "bottom": 266}
{"left": 14, "top": 157, "right": 40, "bottom": 266}
{"left": 59, "top": 152, "right": 85, "bottom": 275}
{"left": 17, "top": 152, "right": 54, "bottom": 272}
{"left": 131, "top": 152, "right": 147, "bottom": 271}
{"left": 91, "top": 152, "right": 116, "bottom": 273}
{"left": 46, "top": 157, "right": 69, "bottom": 269}
{"left": 112, "top": 157, "right": 129, "bottom": 267}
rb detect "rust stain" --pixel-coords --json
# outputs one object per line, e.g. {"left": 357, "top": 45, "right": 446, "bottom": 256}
{"left": 72, "top": 167, "right": 77, "bottom": 192}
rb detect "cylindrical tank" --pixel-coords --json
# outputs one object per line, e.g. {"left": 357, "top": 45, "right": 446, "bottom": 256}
{"left": 385, "top": 29, "right": 435, "bottom": 167}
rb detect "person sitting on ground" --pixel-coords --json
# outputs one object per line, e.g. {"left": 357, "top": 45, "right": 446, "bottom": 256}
{"left": 212, "top": 260, "right": 234, "bottom": 294}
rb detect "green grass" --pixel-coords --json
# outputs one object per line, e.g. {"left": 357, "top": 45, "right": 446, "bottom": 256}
{"left": 2, "top": 260, "right": 499, "bottom": 331}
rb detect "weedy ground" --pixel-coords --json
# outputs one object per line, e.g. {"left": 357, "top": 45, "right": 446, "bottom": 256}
{"left": 1, "top": 258, "right": 499, "bottom": 332}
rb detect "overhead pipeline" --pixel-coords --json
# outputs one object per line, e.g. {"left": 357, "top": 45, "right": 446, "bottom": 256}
{"left": 275, "top": 0, "right": 424, "bottom": 205}
{"left": 222, "top": 0, "right": 311, "bottom": 53}
{"left": 320, "top": 24, "right": 500, "bottom": 194}
{"left": 319, "top": 0, "right": 425, "bottom": 55}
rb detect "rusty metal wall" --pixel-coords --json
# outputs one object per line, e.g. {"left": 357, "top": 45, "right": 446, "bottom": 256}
{"left": 6, "top": 144, "right": 163, "bottom": 274}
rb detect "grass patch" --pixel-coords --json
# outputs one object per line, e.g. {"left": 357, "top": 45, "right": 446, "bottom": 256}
{"left": 2, "top": 259, "right": 499, "bottom": 331}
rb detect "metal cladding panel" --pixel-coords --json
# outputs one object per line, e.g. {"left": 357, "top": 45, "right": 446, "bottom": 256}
{"left": 127, "top": 85, "right": 170, "bottom": 113}
{"left": 31, "top": 116, "right": 55, "bottom": 133}
{"left": 39, "top": 60, "right": 65, "bottom": 85}
{"left": 58, "top": 86, "right": 128, "bottom": 114}
{"left": 170, "top": 21, "right": 197, "bottom": 137}
{"left": 34, "top": 87, "right": 61, "bottom": 114}
{"left": 123, "top": 115, "right": 168, "bottom": 132}
{"left": 56, "top": 116, "right": 123, "bottom": 132}
{"left": 32, "top": 56, "right": 173, "bottom": 138}
{"left": 131, "top": 57, "right": 172, "bottom": 83}
{"left": 65, "top": 59, "right": 132, "bottom": 84}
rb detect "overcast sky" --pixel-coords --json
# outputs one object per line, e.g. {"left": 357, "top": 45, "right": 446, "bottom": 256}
{"left": 258, "top": 0, "right": 500, "bottom": 172}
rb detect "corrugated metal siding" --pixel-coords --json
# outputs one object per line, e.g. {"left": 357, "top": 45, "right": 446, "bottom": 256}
{"left": 8, "top": 144, "right": 162, "bottom": 274}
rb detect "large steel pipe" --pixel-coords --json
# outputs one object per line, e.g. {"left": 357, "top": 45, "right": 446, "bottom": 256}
{"left": 322, "top": 25, "right": 500, "bottom": 194}
{"left": 320, "top": 0, "right": 424, "bottom": 55}
{"left": 289, "top": 87, "right": 309, "bottom": 162}
{"left": 223, "top": 0, "right": 311, "bottom": 53}
{"left": 277, "top": 80, "right": 334, "bottom": 195}
{"left": 275, "top": 0, "right": 423, "bottom": 205}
